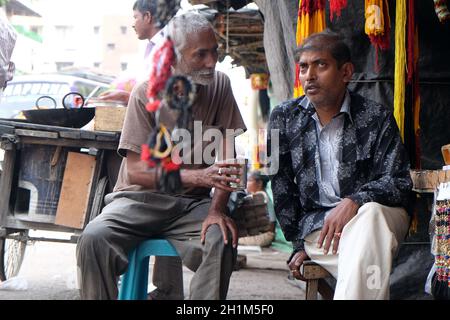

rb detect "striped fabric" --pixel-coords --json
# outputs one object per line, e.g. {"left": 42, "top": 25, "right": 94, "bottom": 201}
{"left": 0, "top": 12, "right": 17, "bottom": 89}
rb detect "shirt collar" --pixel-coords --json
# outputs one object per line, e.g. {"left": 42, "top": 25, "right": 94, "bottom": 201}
{"left": 300, "top": 90, "right": 353, "bottom": 124}
{"left": 149, "top": 26, "right": 167, "bottom": 47}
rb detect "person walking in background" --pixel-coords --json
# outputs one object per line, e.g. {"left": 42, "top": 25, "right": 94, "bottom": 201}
{"left": 96, "top": 0, "right": 166, "bottom": 105}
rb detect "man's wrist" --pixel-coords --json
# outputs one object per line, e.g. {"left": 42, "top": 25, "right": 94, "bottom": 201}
{"left": 180, "top": 169, "right": 203, "bottom": 188}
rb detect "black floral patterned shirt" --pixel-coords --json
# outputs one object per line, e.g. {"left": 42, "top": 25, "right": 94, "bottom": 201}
{"left": 267, "top": 91, "right": 412, "bottom": 256}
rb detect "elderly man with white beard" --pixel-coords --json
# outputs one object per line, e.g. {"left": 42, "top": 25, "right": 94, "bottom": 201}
{"left": 76, "top": 12, "right": 247, "bottom": 300}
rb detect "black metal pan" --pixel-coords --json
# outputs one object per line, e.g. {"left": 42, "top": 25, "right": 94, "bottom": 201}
{"left": 22, "top": 92, "right": 95, "bottom": 128}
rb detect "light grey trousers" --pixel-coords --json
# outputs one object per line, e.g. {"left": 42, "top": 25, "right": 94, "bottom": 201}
{"left": 76, "top": 191, "right": 237, "bottom": 300}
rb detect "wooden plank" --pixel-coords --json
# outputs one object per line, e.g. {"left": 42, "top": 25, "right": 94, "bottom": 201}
{"left": 0, "top": 124, "right": 15, "bottom": 135}
{"left": 318, "top": 279, "right": 335, "bottom": 300}
{"left": 0, "top": 119, "right": 119, "bottom": 141}
{"left": 94, "top": 106, "right": 126, "bottom": 132}
{"left": 0, "top": 148, "right": 16, "bottom": 226}
{"left": 80, "top": 130, "right": 97, "bottom": 140}
{"left": 305, "top": 279, "right": 319, "bottom": 300}
{"left": 20, "top": 136, "right": 118, "bottom": 151}
{"left": 54, "top": 152, "right": 96, "bottom": 229}
{"left": 4, "top": 216, "right": 78, "bottom": 233}
{"left": 59, "top": 131, "right": 81, "bottom": 140}
{"left": 15, "top": 129, "right": 59, "bottom": 139}
{"left": 303, "top": 261, "right": 331, "bottom": 280}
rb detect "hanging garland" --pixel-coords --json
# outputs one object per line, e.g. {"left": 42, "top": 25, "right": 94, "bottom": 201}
{"left": 432, "top": 198, "right": 450, "bottom": 298}
{"left": 329, "top": 0, "right": 348, "bottom": 21}
{"left": 433, "top": 0, "right": 450, "bottom": 23}
{"left": 364, "top": 0, "right": 391, "bottom": 72}
{"left": 293, "top": 0, "right": 326, "bottom": 98}
{"left": 145, "top": 38, "right": 176, "bottom": 113}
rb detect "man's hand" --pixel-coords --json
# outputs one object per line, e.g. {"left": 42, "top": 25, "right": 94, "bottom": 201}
{"left": 201, "top": 208, "right": 238, "bottom": 248}
{"left": 288, "top": 250, "right": 309, "bottom": 281}
{"left": 317, "top": 198, "right": 360, "bottom": 255}
{"left": 197, "top": 162, "right": 244, "bottom": 192}
{"left": 96, "top": 90, "right": 130, "bottom": 105}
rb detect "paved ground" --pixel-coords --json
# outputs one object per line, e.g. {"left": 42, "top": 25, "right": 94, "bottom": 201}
{"left": 0, "top": 231, "right": 305, "bottom": 300}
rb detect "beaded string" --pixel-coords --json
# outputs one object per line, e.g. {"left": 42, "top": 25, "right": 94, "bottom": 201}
{"left": 435, "top": 199, "right": 450, "bottom": 287}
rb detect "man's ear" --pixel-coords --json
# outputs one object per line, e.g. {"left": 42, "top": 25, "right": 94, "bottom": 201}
{"left": 341, "top": 62, "right": 354, "bottom": 83}
{"left": 144, "top": 11, "right": 153, "bottom": 24}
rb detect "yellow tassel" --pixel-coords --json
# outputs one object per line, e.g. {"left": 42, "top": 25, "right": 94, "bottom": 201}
{"left": 394, "top": 0, "right": 406, "bottom": 141}
{"left": 294, "top": 1, "right": 326, "bottom": 98}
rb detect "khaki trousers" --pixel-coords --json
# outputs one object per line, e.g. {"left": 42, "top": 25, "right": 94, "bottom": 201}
{"left": 304, "top": 202, "right": 410, "bottom": 300}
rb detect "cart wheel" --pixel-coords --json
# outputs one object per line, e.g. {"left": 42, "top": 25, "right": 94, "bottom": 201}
{"left": 88, "top": 176, "right": 108, "bottom": 222}
{"left": 0, "top": 231, "right": 28, "bottom": 281}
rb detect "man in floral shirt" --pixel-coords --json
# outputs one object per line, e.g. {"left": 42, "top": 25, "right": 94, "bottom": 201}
{"left": 268, "top": 30, "right": 412, "bottom": 299}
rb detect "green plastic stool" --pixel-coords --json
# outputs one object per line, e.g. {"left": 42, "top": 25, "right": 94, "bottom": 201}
{"left": 118, "top": 239, "right": 179, "bottom": 300}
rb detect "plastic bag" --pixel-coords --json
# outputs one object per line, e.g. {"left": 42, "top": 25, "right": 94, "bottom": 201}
{"left": 0, "top": 277, "right": 28, "bottom": 291}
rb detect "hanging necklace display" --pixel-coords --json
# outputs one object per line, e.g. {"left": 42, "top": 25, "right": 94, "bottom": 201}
{"left": 431, "top": 183, "right": 450, "bottom": 300}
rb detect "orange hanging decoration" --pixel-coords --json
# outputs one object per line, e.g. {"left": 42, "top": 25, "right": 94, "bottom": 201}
{"left": 364, "top": 0, "right": 391, "bottom": 72}
{"left": 294, "top": 0, "right": 326, "bottom": 98}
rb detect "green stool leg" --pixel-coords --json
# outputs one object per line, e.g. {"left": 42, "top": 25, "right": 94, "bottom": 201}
{"left": 118, "top": 239, "right": 179, "bottom": 300}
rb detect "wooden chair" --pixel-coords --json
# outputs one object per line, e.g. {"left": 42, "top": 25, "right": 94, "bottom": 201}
{"left": 301, "top": 261, "right": 335, "bottom": 300}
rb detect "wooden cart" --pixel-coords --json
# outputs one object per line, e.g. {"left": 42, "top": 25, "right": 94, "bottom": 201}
{"left": 0, "top": 119, "right": 121, "bottom": 281}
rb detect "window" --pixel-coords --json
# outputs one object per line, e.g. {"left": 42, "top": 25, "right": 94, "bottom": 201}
{"left": 121, "top": 63, "right": 128, "bottom": 71}
{"left": 107, "top": 43, "right": 116, "bottom": 51}
{"left": 54, "top": 26, "right": 74, "bottom": 45}
{"left": 55, "top": 62, "right": 74, "bottom": 71}
{"left": 55, "top": 26, "right": 73, "bottom": 38}
{"left": 93, "top": 62, "right": 101, "bottom": 68}
{"left": 120, "top": 26, "right": 127, "bottom": 35}
{"left": 94, "top": 26, "right": 100, "bottom": 34}
{"left": 30, "top": 26, "right": 42, "bottom": 35}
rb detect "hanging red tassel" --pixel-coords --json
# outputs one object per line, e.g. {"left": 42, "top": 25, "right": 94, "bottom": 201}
{"left": 299, "top": 0, "right": 325, "bottom": 15}
{"left": 407, "top": 0, "right": 415, "bottom": 84}
{"left": 329, "top": 0, "right": 348, "bottom": 21}
{"left": 146, "top": 100, "right": 161, "bottom": 113}
{"left": 146, "top": 37, "right": 176, "bottom": 112}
